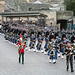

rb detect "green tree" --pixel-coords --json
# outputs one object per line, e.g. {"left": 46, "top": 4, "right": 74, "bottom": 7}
{"left": 64, "top": 0, "right": 75, "bottom": 15}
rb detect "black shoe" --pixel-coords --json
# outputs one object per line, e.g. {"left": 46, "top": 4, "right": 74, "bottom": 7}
{"left": 53, "top": 62, "right": 56, "bottom": 64}
{"left": 66, "top": 69, "right": 68, "bottom": 71}
{"left": 19, "top": 60, "right": 20, "bottom": 63}
{"left": 71, "top": 70, "right": 74, "bottom": 72}
{"left": 22, "top": 63, "right": 24, "bottom": 64}
{"left": 59, "top": 56, "right": 60, "bottom": 57}
{"left": 19, "top": 58, "right": 20, "bottom": 63}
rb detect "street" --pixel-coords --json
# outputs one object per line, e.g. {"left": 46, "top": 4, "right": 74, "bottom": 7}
{"left": 0, "top": 34, "right": 75, "bottom": 75}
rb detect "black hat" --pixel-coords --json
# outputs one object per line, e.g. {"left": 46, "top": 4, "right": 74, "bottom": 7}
{"left": 58, "top": 40, "right": 61, "bottom": 44}
{"left": 71, "top": 36, "right": 75, "bottom": 43}
{"left": 30, "top": 31, "right": 34, "bottom": 36}
{"left": 62, "top": 34, "right": 66, "bottom": 40}
{"left": 18, "top": 30, "right": 22, "bottom": 35}
{"left": 10, "top": 29, "right": 12, "bottom": 32}
{"left": 37, "top": 31, "right": 41, "bottom": 37}
{"left": 45, "top": 31, "right": 49, "bottom": 37}
{"left": 55, "top": 33, "right": 58, "bottom": 39}
{"left": 31, "top": 31, "right": 34, "bottom": 34}
{"left": 8, "top": 28, "right": 11, "bottom": 32}
{"left": 14, "top": 29, "right": 16, "bottom": 34}
{"left": 49, "top": 35, "right": 55, "bottom": 41}
{"left": 62, "top": 34, "right": 66, "bottom": 37}
{"left": 15, "top": 29, "right": 18, "bottom": 34}
{"left": 22, "top": 30, "right": 26, "bottom": 35}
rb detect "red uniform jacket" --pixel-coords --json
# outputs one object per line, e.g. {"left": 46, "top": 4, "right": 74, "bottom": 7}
{"left": 17, "top": 43, "right": 26, "bottom": 53}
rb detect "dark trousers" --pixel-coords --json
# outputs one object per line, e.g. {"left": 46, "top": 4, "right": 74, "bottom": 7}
{"left": 74, "top": 56, "right": 75, "bottom": 60}
{"left": 66, "top": 55, "right": 73, "bottom": 71}
{"left": 19, "top": 53, "right": 24, "bottom": 64}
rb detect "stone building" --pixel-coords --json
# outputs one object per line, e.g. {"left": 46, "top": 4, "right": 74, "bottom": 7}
{"left": 0, "top": 0, "right": 74, "bottom": 30}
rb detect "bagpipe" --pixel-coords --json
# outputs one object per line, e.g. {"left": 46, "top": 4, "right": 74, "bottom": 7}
{"left": 48, "top": 41, "right": 56, "bottom": 55}
{"left": 48, "top": 41, "right": 55, "bottom": 51}
{"left": 65, "top": 47, "right": 74, "bottom": 56}
{"left": 50, "top": 48, "right": 55, "bottom": 56}
{"left": 71, "top": 43, "right": 75, "bottom": 54}
{"left": 65, "top": 46, "right": 74, "bottom": 68}
{"left": 37, "top": 38, "right": 43, "bottom": 49}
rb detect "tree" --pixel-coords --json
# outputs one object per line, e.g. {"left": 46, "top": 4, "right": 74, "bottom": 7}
{"left": 64, "top": 0, "right": 75, "bottom": 15}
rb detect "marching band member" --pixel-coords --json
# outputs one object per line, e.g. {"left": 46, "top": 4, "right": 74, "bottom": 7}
{"left": 61, "top": 34, "right": 67, "bottom": 59}
{"left": 29, "top": 32, "right": 36, "bottom": 52}
{"left": 71, "top": 35, "right": 75, "bottom": 60}
{"left": 14, "top": 29, "right": 18, "bottom": 45}
{"left": 4, "top": 28, "right": 9, "bottom": 41}
{"left": 54, "top": 33, "right": 61, "bottom": 59}
{"left": 48, "top": 35, "right": 56, "bottom": 64}
{"left": 17, "top": 35, "right": 26, "bottom": 64}
{"left": 36, "top": 31, "right": 43, "bottom": 52}
{"left": 23, "top": 31, "right": 28, "bottom": 50}
{"left": 44, "top": 31, "right": 49, "bottom": 54}
{"left": 65, "top": 41, "right": 74, "bottom": 72}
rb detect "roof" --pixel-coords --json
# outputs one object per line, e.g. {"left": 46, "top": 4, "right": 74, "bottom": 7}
{"left": 0, "top": 11, "right": 47, "bottom": 17}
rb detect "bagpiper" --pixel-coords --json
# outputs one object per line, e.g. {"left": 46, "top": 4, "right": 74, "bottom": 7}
{"left": 54, "top": 33, "right": 61, "bottom": 59}
{"left": 17, "top": 35, "right": 26, "bottom": 64}
{"left": 71, "top": 34, "right": 75, "bottom": 60}
{"left": 36, "top": 31, "right": 43, "bottom": 52}
{"left": 48, "top": 35, "right": 56, "bottom": 64}
{"left": 14, "top": 29, "right": 18, "bottom": 45}
{"left": 23, "top": 30, "right": 28, "bottom": 50}
{"left": 65, "top": 41, "right": 74, "bottom": 72}
{"left": 4, "top": 28, "right": 9, "bottom": 41}
{"left": 44, "top": 31, "right": 49, "bottom": 54}
{"left": 61, "top": 34, "right": 67, "bottom": 59}
{"left": 29, "top": 31, "right": 36, "bottom": 52}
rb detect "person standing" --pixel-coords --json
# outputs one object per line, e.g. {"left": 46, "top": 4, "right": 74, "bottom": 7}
{"left": 61, "top": 34, "right": 67, "bottom": 59}
{"left": 29, "top": 32, "right": 36, "bottom": 52}
{"left": 65, "top": 41, "right": 74, "bottom": 72}
{"left": 54, "top": 33, "right": 60, "bottom": 59}
{"left": 48, "top": 35, "right": 56, "bottom": 64}
{"left": 36, "top": 31, "right": 43, "bottom": 52}
{"left": 71, "top": 35, "right": 75, "bottom": 60}
{"left": 17, "top": 35, "right": 26, "bottom": 64}
{"left": 44, "top": 31, "right": 49, "bottom": 54}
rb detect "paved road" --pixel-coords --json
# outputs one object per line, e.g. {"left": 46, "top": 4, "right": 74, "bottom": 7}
{"left": 0, "top": 34, "right": 75, "bottom": 75}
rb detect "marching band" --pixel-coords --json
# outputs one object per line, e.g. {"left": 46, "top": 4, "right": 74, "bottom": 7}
{"left": 3, "top": 24, "right": 75, "bottom": 72}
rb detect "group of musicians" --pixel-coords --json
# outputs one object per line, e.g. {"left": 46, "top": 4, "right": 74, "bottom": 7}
{"left": 4, "top": 26, "right": 75, "bottom": 73}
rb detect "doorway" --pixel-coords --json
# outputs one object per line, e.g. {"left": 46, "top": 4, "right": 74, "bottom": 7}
{"left": 57, "top": 20, "right": 67, "bottom": 30}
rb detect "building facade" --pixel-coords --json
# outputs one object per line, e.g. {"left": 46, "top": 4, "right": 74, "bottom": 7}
{"left": 0, "top": 0, "right": 74, "bottom": 30}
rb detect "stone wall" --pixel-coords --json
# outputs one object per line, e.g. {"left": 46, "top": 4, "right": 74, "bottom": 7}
{"left": 19, "top": 3, "right": 50, "bottom": 11}
{"left": 4, "top": 0, "right": 65, "bottom": 12}
{"left": 40, "top": 10, "right": 57, "bottom": 26}
{"left": 57, "top": 11, "right": 73, "bottom": 20}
